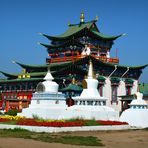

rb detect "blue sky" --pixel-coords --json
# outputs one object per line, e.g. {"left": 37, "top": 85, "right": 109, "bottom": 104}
{"left": 0, "top": 0, "right": 147, "bottom": 83}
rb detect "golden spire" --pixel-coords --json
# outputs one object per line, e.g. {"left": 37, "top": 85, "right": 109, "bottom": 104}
{"left": 87, "top": 60, "right": 96, "bottom": 79}
{"left": 72, "top": 77, "right": 76, "bottom": 84}
{"left": 80, "top": 11, "right": 85, "bottom": 23}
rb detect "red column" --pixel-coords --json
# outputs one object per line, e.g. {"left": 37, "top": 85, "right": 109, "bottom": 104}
{"left": 5, "top": 101, "right": 9, "bottom": 112}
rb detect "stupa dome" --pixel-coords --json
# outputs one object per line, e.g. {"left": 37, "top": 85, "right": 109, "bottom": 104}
{"left": 130, "top": 92, "right": 147, "bottom": 106}
{"left": 120, "top": 92, "right": 148, "bottom": 128}
{"left": 36, "top": 68, "right": 59, "bottom": 93}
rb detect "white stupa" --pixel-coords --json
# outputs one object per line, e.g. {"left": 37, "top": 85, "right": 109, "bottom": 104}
{"left": 18, "top": 67, "right": 67, "bottom": 119}
{"left": 62, "top": 60, "right": 119, "bottom": 120}
{"left": 120, "top": 92, "right": 148, "bottom": 128}
{"left": 19, "top": 63, "right": 119, "bottom": 121}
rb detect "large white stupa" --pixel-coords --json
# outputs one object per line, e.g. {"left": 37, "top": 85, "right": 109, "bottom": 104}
{"left": 120, "top": 92, "right": 148, "bottom": 128}
{"left": 63, "top": 60, "right": 119, "bottom": 120}
{"left": 18, "top": 67, "right": 67, "bottom": 119}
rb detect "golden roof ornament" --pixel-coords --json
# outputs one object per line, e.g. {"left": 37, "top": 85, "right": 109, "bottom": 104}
{"left": 18, "top": 68, "right": 30, "bottom": 79}
{"left": 80, "top": 11, "right": 85, "bottom": 23}
{"left": 22, "top": 68, "right": 26, "bottom": 74}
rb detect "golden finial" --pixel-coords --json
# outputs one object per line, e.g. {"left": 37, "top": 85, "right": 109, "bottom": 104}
{"left": 22, "top": 68, "right": 26, "bottom": 74}
{"left": 80, "top": 11, "right": 85, "bottom": 23}
{"left": 72, "top": 77, "right": 76, "bottom": 84}
{"left": 87, "top": 60, "right": 96, "bottom": 79}
{"left": 95, "top": 15, "right": 99, "bottom": 21}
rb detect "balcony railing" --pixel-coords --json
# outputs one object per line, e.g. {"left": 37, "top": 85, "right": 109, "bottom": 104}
{"left": 46, "top": 55, "right": 119, "bottom": 64}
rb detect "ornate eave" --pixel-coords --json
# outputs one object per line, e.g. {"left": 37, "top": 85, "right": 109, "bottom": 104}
{"left": 0, "top": 71, "right": 18, "bottom": 79}
{"left": 40, "top": 19, "right": 122, "bottom": 42}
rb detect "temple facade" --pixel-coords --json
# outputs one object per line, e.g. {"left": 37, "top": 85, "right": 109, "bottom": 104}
{"left": 0, "top": 12, "right": 147, "bottom": 112}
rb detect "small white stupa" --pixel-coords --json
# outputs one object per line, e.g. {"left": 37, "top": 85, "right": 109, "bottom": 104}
{"left": 62, "top": 60, "right": 119, "bottom": 120}
{"left": 120, "top": 92, "right": 148, "bottom": 128}
{"left": 18, "top": 67, "right": 67, "bottom": 119}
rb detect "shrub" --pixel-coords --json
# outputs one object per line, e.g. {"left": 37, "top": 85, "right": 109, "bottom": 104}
{"left": 5, "top": 110, "right": 18, "bottom": 116}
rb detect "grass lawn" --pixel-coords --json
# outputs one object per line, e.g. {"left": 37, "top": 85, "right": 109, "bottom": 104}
{"left": 0, "top": 128, "right": 104, "bottom": 146}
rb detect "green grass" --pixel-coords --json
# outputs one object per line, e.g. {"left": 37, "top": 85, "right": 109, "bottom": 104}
{"left": 0, "top": 128, "right": 104, "bottom": 146}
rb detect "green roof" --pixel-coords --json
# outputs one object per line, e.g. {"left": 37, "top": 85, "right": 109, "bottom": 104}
{"left": 39, "top": 40, "right": 84, "bottom": 50}
{"left": 41, "top": 21, "right": 94, "bottom": 40}
{"left": 40, "top": 20, "right": 122, "bottom": 41}
{"left": 97, "top": 76, "right": 106, "bottom": 81}
{"left": 0, "top": 56, "right": 147, "bottom": 82}
{"left": 110, "top": 77, "right": 121, "bottom": 82}
{"left": 0, "top": 78, "right": 43, "bottom": 83}
{"left": 118, "top": 95, "right": 135, "bottom": 101}
{"left": 14, "top": 61, "right": 48, "bottom": 69}
{"left": 125, "top": 78, "right": 134, "bottom": 84}
{"left": 91, "top": 30, "right": 123, "bottom": 40}
{"left": 0, "top": 71, "right": 18, "bottom": 79}
{"left": 139, "top": 83, "right": 148, "bottom": 93}
{"left": 13, "top": 61, "right": 72, "bottom": 72}
{"left": 60, "top": 83, "right": 83, "bottom": 92}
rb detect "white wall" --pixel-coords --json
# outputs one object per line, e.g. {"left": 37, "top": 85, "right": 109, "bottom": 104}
{"left": 131, "top": 80, "right": 138, "bottom": 94}
{"left": 102, "top": 78, "right": 138, "bottom": 112}
{"left": 103, "top": 78, "right": 111, "bottom": 107}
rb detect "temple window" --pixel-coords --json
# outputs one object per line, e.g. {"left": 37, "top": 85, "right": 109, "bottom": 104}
{"left": 125, "top": 78, "right": 134, "bottom": 95}
{"left": 98, "top": 84, "right": 103, "bottom": 96}
{"left": 110, "top": 77, "right": 120, "bottom": 104}
{"left": 126, "top": 86, "right": 131, "bottom": 95}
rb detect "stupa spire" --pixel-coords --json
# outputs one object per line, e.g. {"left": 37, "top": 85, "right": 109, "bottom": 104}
{"left": 44, "top": 66, "right": 54, "bottom": 81}
{"left": 87, "top": 60, "right": 95, "bottom": 79}
{"left": 72, "top": 77, "right": 76, "bottom": 84}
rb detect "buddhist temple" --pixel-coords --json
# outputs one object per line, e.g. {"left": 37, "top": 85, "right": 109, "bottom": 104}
{"left": 0, "top": 12, "right": 147, "bottom": 112}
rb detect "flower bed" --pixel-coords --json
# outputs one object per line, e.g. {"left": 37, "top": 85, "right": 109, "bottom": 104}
{"left": 16, "top": 118, "right": 84, "bottom": 127}
{"left": 0, "top": 116, "right": 128, "bottom": 127}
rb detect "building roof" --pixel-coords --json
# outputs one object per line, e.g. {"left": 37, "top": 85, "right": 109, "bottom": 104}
{"left": 40, "top": 20, "right": 123, "bottom": 42}
{"left": 139, "top": 83, "right": 148, "bottom": 93}
{"left": 39, "top": 39, "right": 84, "bottom": 50}
{"left": 61, "top": 83, "right": 83, "bottom": 92}
{"left": 0, "top": 71, "right": 18, "bottom": 79}
{"left": 0, "top": 78, "right": 43, "bottom": 83}
{"left": 0, "top": 56, "right": 147, "bottom": 80}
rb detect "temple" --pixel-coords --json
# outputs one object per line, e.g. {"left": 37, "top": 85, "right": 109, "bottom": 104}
{"left": 40, "top": 12, "right": 122, "bottom": 64}
{"left": 0, "top": 12, "right": 147, "bottom": 112}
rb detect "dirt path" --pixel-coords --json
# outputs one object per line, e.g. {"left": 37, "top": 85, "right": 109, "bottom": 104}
{"left": 0, "top": 130, "right": 148, "bottom": 148}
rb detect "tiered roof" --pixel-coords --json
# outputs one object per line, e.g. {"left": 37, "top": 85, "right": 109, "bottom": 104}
{"left": 0, "top": 56, "right": 147, "bottom": 83}
{"left": 39, "top": 12, "right": 124, "bottom": 54}
{"left": 40, "top": 20, "right": 122, "bottom": 41}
